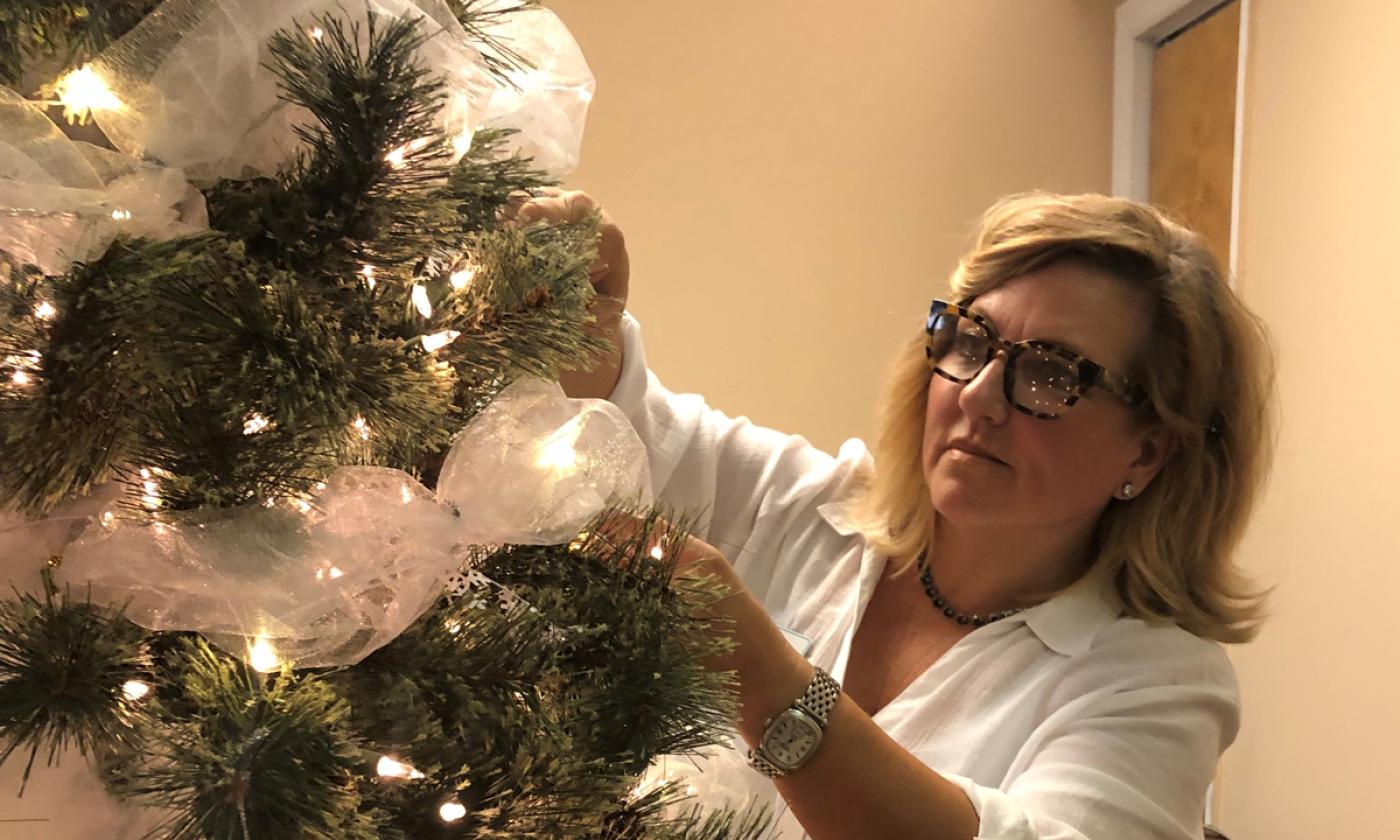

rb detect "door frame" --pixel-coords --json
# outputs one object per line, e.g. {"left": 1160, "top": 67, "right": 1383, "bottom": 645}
{"left": 1112, "top": 0, "right": 1250, "bottom": 278}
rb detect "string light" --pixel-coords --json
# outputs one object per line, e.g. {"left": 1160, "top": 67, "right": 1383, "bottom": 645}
{"left": 452, "top": 128, "right": 474, "bottom": 160}
{"left": 411, "top": 284, "right": 433, "bottom": 318}
{"left": 421, "top": 329, "right": 460, "bottom": 353}
{"left": 449, "top": 265, "right": 476, "bottom": 290}
{"left": 385, "top": 137, "right": 431, "bottom": 170}
{"left": 243, "top": 413, "right": 270, "bottom": 435}
{"left": 360, "top": 264, "right": 376, "bottom": 290}
{"left": 376, "top": 756, "right": 426, "bottom": 780}
{"left": 34, "top": 301, "right": 57, "bottom": 320}
{"left": 649, "top": 545, "right": 664, "bottom": 561}
{"left": 122, "top": 680, "right": 151, "bottom": 701}
{"left": 352, "top": 415, "right": 370, "bottom": 440}
{"left": 296, "top": 498, "right": 312, "bottom": 514}
{"left": 140, "top": 468, "right": 161, "bottom": 510}
{"left": 6, "top": 352, "right": 39, "bottom": 386}
{"left": 438, "top": 802, "right": 467, "bottom": 823}
{"left": 248, "top": 636, "right": 280, "bottom": 673}
{"left": 51, "top": 65, "right": 124, "bottom": 123}
{"left": 110, "top": 208, "right": 132, "bottom": 221}
{"left": 307, "top": 26, "right": 324, "bottom": 40}
{"left": 536, "top": 418, "right": 583, "bottom": 473}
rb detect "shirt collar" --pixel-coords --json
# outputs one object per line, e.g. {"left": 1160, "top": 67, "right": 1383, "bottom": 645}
{"left": 1013, "top": 560, "right": 1123, "bottom": 656}
{"left": 816, "top": 501, "right": 1123, "bottom": 656}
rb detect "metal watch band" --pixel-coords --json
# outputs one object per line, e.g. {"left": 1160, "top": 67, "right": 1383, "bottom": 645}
{"left": 794, "top": 667, "right": 841, "bottom": 727}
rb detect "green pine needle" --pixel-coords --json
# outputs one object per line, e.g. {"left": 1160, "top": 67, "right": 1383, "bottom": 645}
{"left": 109, "top": 638, "right": 376, "bottom": 840}
{"left": 0, "top": 571, "right": 149, "bottom": 794}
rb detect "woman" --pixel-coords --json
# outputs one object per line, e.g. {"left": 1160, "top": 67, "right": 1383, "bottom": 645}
{"left": 531, "top": 190, "right": 1274, "bottom": 840}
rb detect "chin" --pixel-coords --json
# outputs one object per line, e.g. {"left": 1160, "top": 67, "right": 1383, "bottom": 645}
{"left": 926, "top": 473, "right": 1006, "bottom": 526}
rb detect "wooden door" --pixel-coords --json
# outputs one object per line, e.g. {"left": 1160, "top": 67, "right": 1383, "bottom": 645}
{"left": 1149, "top": 1, "right": 1241, "bottom": 273}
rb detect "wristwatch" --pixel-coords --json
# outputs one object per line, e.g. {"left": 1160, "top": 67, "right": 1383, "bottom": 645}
{"left": 746, "top": 666, "right": 841, "bottom": 777}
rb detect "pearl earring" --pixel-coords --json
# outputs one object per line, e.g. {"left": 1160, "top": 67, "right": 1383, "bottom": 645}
{"left": 1119, "top": 482, "right": 1136, "bottom": 499}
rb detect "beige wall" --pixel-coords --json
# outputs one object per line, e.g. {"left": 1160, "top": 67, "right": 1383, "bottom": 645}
{"left": 548, "top": 0, "right": 1118, "bottom": 453}
{"left": 1221, "top": 0, "right": 1400, "bottom": 836}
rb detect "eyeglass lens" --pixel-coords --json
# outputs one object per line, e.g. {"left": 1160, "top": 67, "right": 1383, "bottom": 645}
{"left": 927, "top": 311, "right": 1080, "bottom": 416}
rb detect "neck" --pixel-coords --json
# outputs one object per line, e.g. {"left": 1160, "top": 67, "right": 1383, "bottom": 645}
{"left": 915, "top": 515, "right": 1096, "bottom": 615}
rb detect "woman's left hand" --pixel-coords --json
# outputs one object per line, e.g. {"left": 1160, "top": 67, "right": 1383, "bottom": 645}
{"left": 592, "top": 513, "right": 815, "bottom": 741}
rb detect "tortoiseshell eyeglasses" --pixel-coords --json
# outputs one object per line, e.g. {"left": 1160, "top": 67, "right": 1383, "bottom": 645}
{"left": 925, "top": 299, "right": 1148, "bottom": 420}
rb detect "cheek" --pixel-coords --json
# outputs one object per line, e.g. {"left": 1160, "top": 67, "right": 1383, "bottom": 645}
{"left": 921, "top": 379, "right": 959, "bottom": 459}
{"left": 1015, "top": 416, "right": 1137, "bottom": 501}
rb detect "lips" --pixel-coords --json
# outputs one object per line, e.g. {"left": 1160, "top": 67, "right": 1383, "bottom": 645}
{"left": 944, "top": 438, "right": 1009, "bottom": 467}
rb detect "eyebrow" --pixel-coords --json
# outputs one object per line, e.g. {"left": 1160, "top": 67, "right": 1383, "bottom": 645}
{"left": 968, "top": 307, "right": 1090, "bottom": 358}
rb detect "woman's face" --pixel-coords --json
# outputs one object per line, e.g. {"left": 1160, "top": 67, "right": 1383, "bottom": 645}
{"left": 922, "top": 261, "right": 1168, "bottom": 535}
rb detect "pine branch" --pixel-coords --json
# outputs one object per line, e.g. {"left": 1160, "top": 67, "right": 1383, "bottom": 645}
{"left": 448, "top": 127, "right": 557, "bottom": 234}
{"left": 444, "top": 1, "right": 543, "bottom": 85}
{"left": 107, "top": 638, "right": 377, "bottom": 840}
{"left": 254, "top": 11, "right": 457, "bottom": 275}
{"left": 478, "top": 504, "right": 741, "bottom": 774}
{"left": 0, "top": 571, "right": 149, "bottom": 794}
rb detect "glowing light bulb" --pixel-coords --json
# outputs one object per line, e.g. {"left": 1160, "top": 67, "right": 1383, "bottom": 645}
{"left": 308, "top": 26, "right": 324, "bottom": 40}
{"left": 100, "top": 510, "right": 115, "bottom": 527}
{"left": 296, "top": 498, "right": 312, "bottom": 514}
{"left": 52, "top": 65, "right": 124, "bottom": 123}
{"left": 439, "top": 802, "right": 466, "bottom": 822}
{"left": 352, "top": 415, "right": 370, "bottom": 440}
{"left": 385, "top": 137, "right": 430, "bottom": 170}
{"left": 376, "top": 756, "right": 426, "bottom": 780}
{"left": 140, "top": 473, "right": 161, "bottom": 510}
{"left": 452, "top": 128, "right": 475, "bottom": 160}
{"left": 110, "top": 208, "right": 131, "bottom": 221}
{"left": 122, "top": 679, "right": 151, "bottom": 701}
{"left": 360, "top": 264, "right": 376, "bottom": 289}
{"left": 411, "top": 284, "right": 433, "bottom": 318}
{"left": 421, "top": 329, "right": 460, "bottom": 352}
{"left": 535, "top": 418, "right": 583, "bottom": 473}
{"left": 449, "top": 265, "right": 476, "bottom": 290}
{"left": 248, "top": 636, "right": 280, "bottom": 673}
{"left": 11, "top": 370, "right": 30, "bottom": 386}
{"left": 34, "top": 301, "right": 57, "bottom": 320}
{"left": 445, "top": 619, "right": 462, "bottom": 635}
{"left": 649, "top": 545, "right": 664, "bottom": 561}
{"left": 243, "top": 413, "right": 270, "bottom": 435}
{"left": 328, "top": 566, "right": 343, "bottom": 579}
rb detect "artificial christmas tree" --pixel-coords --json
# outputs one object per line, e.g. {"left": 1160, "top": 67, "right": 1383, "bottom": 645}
{"left": 0, "top": 2, "right": 770, "bottom": 837}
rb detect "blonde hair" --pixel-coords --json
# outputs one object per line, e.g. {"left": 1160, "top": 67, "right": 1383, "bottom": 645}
{"left": 850, "top": 192, "right": 1275, "bottom": 643}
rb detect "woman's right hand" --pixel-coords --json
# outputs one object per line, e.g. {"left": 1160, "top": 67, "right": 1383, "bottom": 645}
{"left": 511, "top": 189, "right": 629, "bottom": 400}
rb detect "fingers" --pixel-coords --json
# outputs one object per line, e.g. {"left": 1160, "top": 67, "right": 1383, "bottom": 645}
{"left": 510, "top": 188, "right": 598, "bottom": 226}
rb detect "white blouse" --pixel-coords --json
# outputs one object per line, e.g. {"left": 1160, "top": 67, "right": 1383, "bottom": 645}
{"left": 610, "top": 312, "right": 1236, "bottom": 840}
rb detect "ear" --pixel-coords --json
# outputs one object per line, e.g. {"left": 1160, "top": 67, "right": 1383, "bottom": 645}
{"left": 1123, "top": 421, "right": 1175, "bottom": 492}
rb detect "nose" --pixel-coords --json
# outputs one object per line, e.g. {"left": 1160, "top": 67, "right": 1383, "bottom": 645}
{"left": 958, "top": 350, "right": 1012, "bottom": 426}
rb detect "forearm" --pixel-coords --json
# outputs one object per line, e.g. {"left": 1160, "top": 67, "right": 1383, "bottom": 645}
{"left": 695, "top": 557, "right": 980, "bottom": 840}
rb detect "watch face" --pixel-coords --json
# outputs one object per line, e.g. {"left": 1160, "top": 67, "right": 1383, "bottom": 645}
{"left": 761, "top": 710, "right": 823, "bottom": 770}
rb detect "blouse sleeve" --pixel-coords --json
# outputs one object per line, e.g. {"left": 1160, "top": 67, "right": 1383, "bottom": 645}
{"left": 942, "top": 632, "right": 1240, "bottom": 840}
{"left": 605, "top": 312, "right": 869, "bottom": 591}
